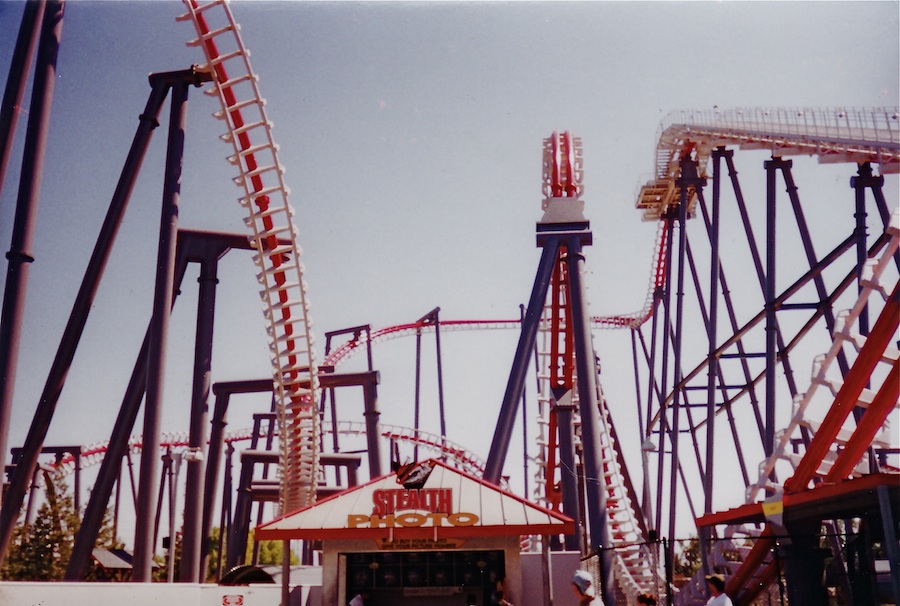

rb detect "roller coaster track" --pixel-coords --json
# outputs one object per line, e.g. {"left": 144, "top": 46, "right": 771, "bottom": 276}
{"left": 177, "top": 0, "right": 319, "bottom": 513}
{"left": 702, "top": 210, "right": 899, "bottom": 606}
{"left": 50, "top": 422, "right": 489, "bottom": 484}
{"left": 637, "top": 107, "right": 900, "bottom": 221}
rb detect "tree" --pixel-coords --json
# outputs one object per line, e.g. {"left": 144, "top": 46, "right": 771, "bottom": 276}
{"left": 0, "top": 471, "right": 121, "bottom": 581}
{"left": 205, "top": 527, "right": 298, "bottom": 581}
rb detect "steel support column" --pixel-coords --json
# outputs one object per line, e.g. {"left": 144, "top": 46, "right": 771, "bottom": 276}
{"left": 667, "top": 156, "right": 702, "bottom": 557}
{"left": 0, "top": 0, "right": 63, "bottom": 520}
{"left": 654, "top": 215, "right": 676, "bottom": 534}
{"left": 361, "top": 373, "right": 382, "bottom": 478}
{"left": 133, "top": 76, "right": 191, "bottom": 581}
{"left": 63, "top": 326, "right": 151, "bottom": 578}
{"left": 180, "top": 234, "right": 232, "bottom": 582}
{"left": 700, "top": 148, "right": 724, "bottom": 579}
{"left": 704, "top": 150, "right": 723, "bottom": 512}
{"left": 565, "top": 234, "right": 612, "bottom": 605}
{"left": 764, "top": 158, "right": 788, "bottom": 460}
{"left": 201, "top": 379, "right": 273, "bottom": 577}
{"left": 2, "top": 68, "right": 181, "bottom": 568}
{"left": 0, "top": 0, "right": 45, "bottom": 194}
{"left": 485, "top": 240, "right": 559, "bottom": 484}
{"left": 555, "top": 399, "right": 581, "bottom": 551}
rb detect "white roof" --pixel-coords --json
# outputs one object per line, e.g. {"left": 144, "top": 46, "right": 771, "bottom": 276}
{"left": 256, "top": 459, "right": 573, "bottom": 541}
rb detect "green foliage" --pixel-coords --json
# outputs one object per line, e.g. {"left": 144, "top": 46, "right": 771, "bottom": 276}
{"left": 250, "top": 530, "right": 298, "bottom": 566}
{"left": 673, "top": 536, "right": 702, "bottom": 579}
{"left": 204, "top": 527, "right": 298, "bottom": 581}
{"left": 0, "top": 472, "right": 121, "bottom": 581}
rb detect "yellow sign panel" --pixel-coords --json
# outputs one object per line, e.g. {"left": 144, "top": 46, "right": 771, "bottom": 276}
{"left": 348, "top": 512, "right": 480, "bottom": 529}
{"left": 373, "top": 537, "right": 467, "bottom": 551}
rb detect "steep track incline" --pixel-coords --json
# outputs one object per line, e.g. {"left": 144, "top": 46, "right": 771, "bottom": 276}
{"left": 178, "top": 0, "right": 319, "bottom": 513}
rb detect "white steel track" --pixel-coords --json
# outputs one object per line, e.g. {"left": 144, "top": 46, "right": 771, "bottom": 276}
{"left": 178, "top": 0, "right": 319, "bottom": 514}
{"left": 637, "top": 107, "right": 900, "bottom": 221}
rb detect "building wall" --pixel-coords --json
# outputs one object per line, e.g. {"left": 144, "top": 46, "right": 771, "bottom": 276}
{"left": 321, "top": 536, "right": 521, "bottom": 606}
{"left": 0, "top": 582, "right": 283, "bottom": 606}
{"left": 520, "top": 550, "right": 584, "bottom": 606}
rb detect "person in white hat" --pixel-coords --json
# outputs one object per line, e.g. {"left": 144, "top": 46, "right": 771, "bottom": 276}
{"left": 572, "top": 569, "right": 601, "bottom": 605}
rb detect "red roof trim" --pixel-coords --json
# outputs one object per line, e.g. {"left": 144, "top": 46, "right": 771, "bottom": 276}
{"left": 257, "top": 522, "right": 574, "bottom": 542}
{"left": 696, "top": 472, "right": 899, "bottom": 528}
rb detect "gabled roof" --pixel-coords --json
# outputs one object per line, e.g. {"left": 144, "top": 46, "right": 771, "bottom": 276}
{"left": 256, "top": 459, "right": 573, "bottom": 541}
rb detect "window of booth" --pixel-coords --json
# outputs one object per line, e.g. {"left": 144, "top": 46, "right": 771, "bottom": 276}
{"left": 345, "top": 549, "right": 506, "bottom": 606}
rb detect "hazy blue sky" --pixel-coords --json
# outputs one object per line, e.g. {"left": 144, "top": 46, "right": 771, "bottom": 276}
{"left": 1, "top": 0, "right": 897, "bottom": 542}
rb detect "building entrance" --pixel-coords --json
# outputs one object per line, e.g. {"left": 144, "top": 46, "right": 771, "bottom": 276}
{"left": 344, "top": 549, "right": 506, "bottom": 606}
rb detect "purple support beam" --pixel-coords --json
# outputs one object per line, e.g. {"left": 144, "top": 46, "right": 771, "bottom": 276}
{"left": 171, "top": 231, "right": 255, "bottom": 581}
{"left": 565, "top": 233, "right": 613, "bottom": 605}
{"left": 728, "top": 153, "right": 801, "bottom": 413}
{"left": 0, "top": 0, "right": 45, "bottom": 195}
{"left": 699, "top": 147, "right": 724, "bottom": 580}
{"left": 418, "top": 308, "right": 447, "bottom": 443}
{"left": 414, "top": 325, "right": 423, "bottom": 461}
{"left": 180, "top": 233, "right": 233, "bottom": 582}
{"left": 68, "top": 233, "right": 236, "bottom": 580}
{"left": 705, "top": 149, "right": 722, "bottom": 514}
{"left": 554, "top": 398, "right": 581, "bottom": 551}
{"left": 764, "top": 158, "right": 786, "bottom": 460}
{"left": 853, "top": 163, "right": 872, "bottom": 337}
{"left": 654, "top": 215, "right": 676, "bottom": 535}
{"left": 228, "top": 444, "right": 273, "bottom": 569}
{"left": 666, "top": 156, "right": 702, "bottom": 559}
{"left": 647, "top": 215, "right": 675, "bottom": 530}
{"left": 359, "top": 372, "right": 383, "bottom": 478}
{"left": 67, "top": 333, "right": 151, "bottom": 580}
{"left": 484, "top": 239, "right": 558, "bottom": 484}
{"left": 132, "top": 75, "right": 191, "bottom": 582}
{"left": 0, "top": 0, "right": 63, "bottom": 523}
{"left": 201, "top": 379, "right": 274, "bottom": 578}
{"left": 414, "top": 307, "right": 447, "bottom": 460}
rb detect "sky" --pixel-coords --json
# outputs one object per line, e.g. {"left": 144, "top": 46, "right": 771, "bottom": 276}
{"left": 0, "top": 0, "right": 898, "bottom": 549}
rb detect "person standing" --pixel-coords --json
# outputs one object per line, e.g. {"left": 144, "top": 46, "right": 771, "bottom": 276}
{"left": 572, "top": 570, "right": 601, "bottom": 605}
{"left": 705, "top": 574, "right": 734, "bottom": 606}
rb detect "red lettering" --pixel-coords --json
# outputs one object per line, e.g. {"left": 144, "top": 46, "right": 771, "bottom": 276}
{"left": 437, "top": 489, "right": 452, "bottom": 514}
{"left": 371, "top": 488, "right": 455, "bottom": 516}
{"left": 406, "top": 489, "right": 419, "bottom": 510}
{"left": 372, "top": 490, "right": 388, "bottom": 516}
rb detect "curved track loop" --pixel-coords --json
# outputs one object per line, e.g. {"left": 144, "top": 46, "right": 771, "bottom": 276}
{"left": 178, "top": 0, "right": 319, "bottom": 513}
{"left": 50, "top": 422, "right": 489, "bottom": 484}
{"left": 323, "top": 319, "right": 521, "bottom": 368}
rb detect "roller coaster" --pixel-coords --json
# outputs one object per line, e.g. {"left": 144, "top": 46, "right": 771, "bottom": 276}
{"left": 0, "top": 1, "right": 897, "bottom": 605}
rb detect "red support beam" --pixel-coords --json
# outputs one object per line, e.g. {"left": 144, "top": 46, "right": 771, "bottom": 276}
{"left": 825, "top": 358, "right": 900, "bottom": 482}
{"left": 784, "top": 281, "right": 899, "bottom": 493}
